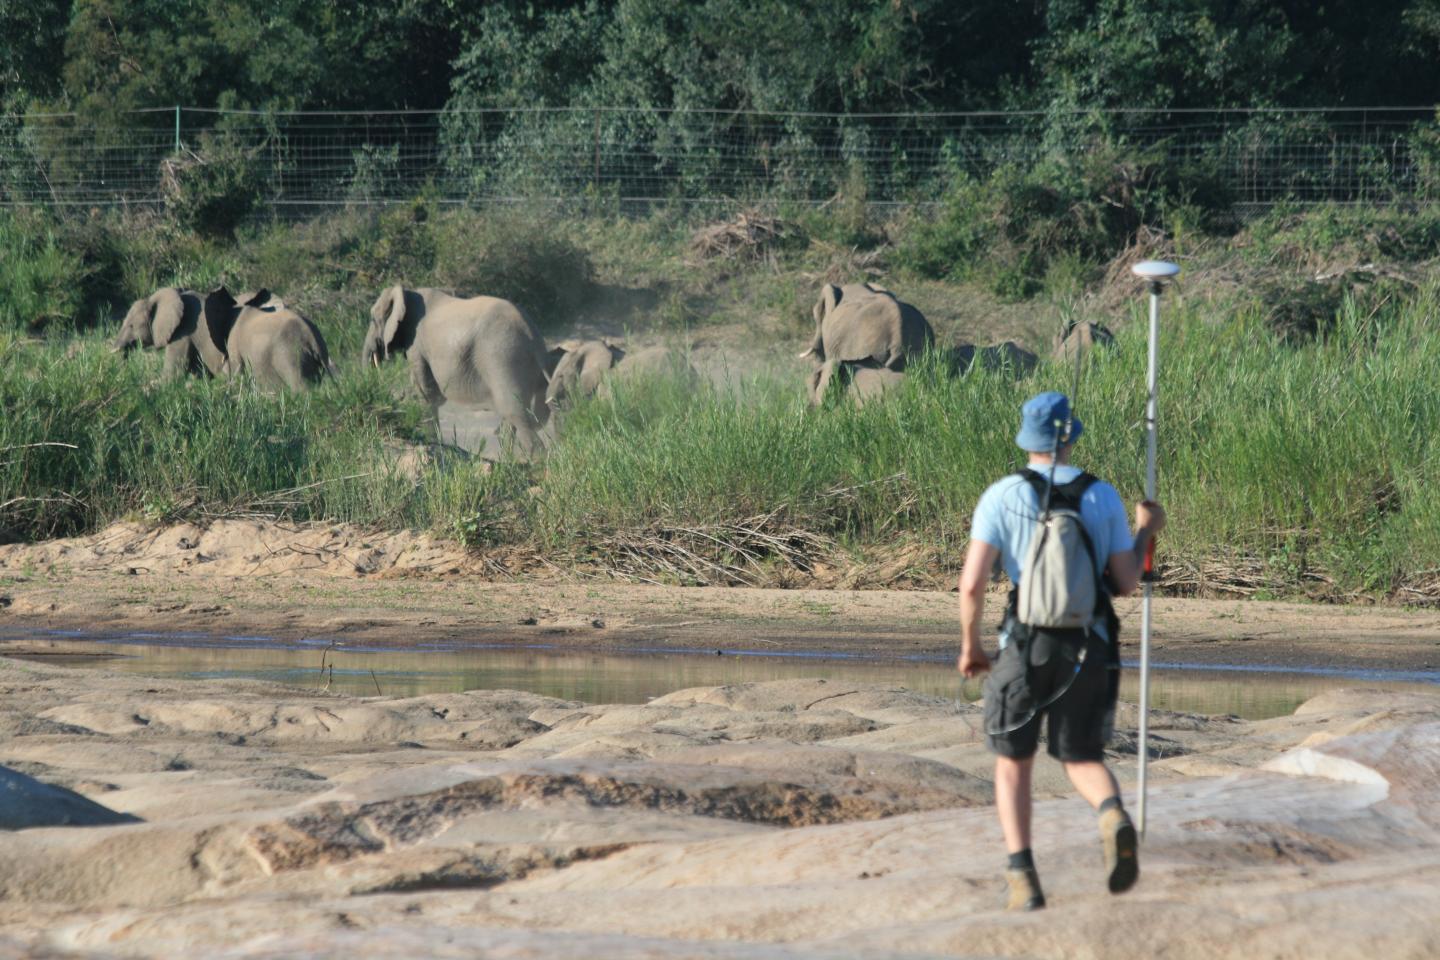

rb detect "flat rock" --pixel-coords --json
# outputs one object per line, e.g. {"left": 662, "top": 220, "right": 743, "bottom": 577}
{"left": 4, "top": 662, "right": 1440, "bottom": 958}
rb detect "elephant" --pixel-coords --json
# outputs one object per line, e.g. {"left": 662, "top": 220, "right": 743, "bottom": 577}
{"left": 113, "top": 287, "right": 227, "bottom": 380}
{"left": 1053, "top": 320, "right": 1116, "bottom": 362}
{"left": 363, "top": 286, "right": 551, "bottom": 458}
{"left": 806, "top": 361, "right": 907, "bottom": 408}
{"left": 946, "top": 341, "right": 1040, "bottom": 378}
{"left": 545, "top": 340, "right": 697, "bottom": 409}
{"left": 806, "top": 339, "right": 1037, "bottom": 408}
{"left": 204, "top": 288, "right": 331, "bottom": 391}
{"left": 798, "top": 282, "right": 934, "bottom": 369}
{"left": 546, "top": 340, "right": 620, "bottom": 408}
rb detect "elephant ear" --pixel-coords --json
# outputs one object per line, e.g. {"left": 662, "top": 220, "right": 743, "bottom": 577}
{"left": 203, "top": 287, "right": 238, "bottom": 354}
{"left": 544, "top": 345, "right": 569, "bottom": 379}
{"left": 578, "top": 343, "right": 612, "bottom": 396}
{"left": 237, "top": 289, "right": 273, "bottom": 309}
{"left": 379, "top": 284, "right": 408, "bottom": 350}
{"left": 150, "top": 288, "right": 187, "bottom": 346}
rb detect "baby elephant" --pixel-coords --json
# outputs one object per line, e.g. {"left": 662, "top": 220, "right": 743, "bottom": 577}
{"left": 806, "top": 362, "right": 906, "bottom": 408}
{"left": 113, "top": 287, "right": 227, "bottom": 380}
{"left": 546, "top": 340, "right": 696, "bottom": 409}
{"left": 205, "top": 288, "right": 332, "bottom": 391}
{"left": 1053, "top": 321, "right": 1115, "bottom": 363}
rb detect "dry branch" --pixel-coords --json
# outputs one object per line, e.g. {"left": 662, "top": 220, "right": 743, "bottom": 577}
{"left": 688, "top": 210, "right": 793, "bottom": 264}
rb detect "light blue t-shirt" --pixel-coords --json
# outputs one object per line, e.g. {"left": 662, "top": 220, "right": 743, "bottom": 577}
{"left": 970, "top": 464, "right": 1133, "bottom": 643}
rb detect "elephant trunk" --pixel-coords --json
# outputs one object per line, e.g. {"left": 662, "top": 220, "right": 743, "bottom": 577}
{"left": 798, "top": 323, "right": 824, "bottom": 361}
{"left": 361, "top": 332, "right": 383, "bottom": 367}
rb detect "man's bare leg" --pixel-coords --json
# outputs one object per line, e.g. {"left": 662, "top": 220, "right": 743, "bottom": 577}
{"left": 1065, "top": 760, "right": 1138, "bottom": 893}
{"left": 995, "top": 755, "right": 1035, "bottom": 851}
{"left": 996, "top": 755, "right": 1045, "bottom": 909}
{"left": 1062, "top": 760, "right": 1118, "bottom": 809}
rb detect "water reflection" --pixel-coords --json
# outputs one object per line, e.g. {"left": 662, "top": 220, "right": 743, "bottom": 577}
{"left": 5, "top": 635, "right": 1435, "bottom": 720}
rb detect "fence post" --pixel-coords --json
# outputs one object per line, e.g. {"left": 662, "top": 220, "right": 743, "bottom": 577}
{"left": 174, "top": 106, "right": 181, "bottom": 153}
{"left": 593, "top": 109, "right": 601, "bottom": 187}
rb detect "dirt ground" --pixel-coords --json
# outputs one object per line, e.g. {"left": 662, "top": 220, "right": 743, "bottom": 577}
{"left": 1, "top": 650, "right": 1438, "bottom": 958}
{"left": 3, "top": 521, "right": 1440, "bottom": 958}
{"left": 2, "top": 520, "right": 1439, "bottom": 673}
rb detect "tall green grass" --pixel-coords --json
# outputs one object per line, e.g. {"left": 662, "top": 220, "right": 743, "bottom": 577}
{"left": 540, "top": 294, "right": 1440, "bottom": 596}
{"left": 0, "top": 215, "right": 83, "bottom": 333}
{"left": 4, "top": 288, "right": 1437, "bottom": 599}
{"left": 0, "top": 333, "right": 494, "bottom": 540}
{"left": 3, "top": 200, "right": 1440, "bottom": 600}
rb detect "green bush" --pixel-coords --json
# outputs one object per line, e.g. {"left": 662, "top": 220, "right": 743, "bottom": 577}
{"left": 4, "top": 270, "right": 1440, "bottom": 600}
{"left": 896, "top": 142, "right": 1229, "bottom": 297}
{"left": 1239, "top": 203, "right": 1440, "bottom": 268}
{"left": 0, "top": 211, "right": 83, "bottom": 333}
{"left": 162, "top": 134, "right": 270, "bottom": 238}
{"left": 539, "top": 297, "right": 1439, "bottom": 597}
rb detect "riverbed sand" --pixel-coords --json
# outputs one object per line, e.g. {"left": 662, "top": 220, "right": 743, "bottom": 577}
{"left": 0, "top": 656, "right": 1437, "bottom": 958}
{"left": 3, "top": 520, "right": 1440, "bottom": 671}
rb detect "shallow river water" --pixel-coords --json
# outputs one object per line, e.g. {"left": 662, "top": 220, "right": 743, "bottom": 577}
{"left": 4, "top": 626, "right": 1438, "bottom": 720}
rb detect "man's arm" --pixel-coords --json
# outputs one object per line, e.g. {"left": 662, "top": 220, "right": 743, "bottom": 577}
{"left": 958, "top": 538, "right": 1000, "bottom": 677}
{"left": 1106, "top": 501, "right": 1167, "bottom": 597}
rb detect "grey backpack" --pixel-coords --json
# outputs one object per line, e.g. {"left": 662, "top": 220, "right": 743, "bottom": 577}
{"left": 1015, "top": 470, "right": 1103, "bottom": 630}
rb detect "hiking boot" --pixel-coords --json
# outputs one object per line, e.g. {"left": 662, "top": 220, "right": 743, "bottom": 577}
{"left": 1099, "top": 806, "right": 1139, "bottom": 893}
{"left": 1005, "top": 867, "right": 1046, "bottom": 911}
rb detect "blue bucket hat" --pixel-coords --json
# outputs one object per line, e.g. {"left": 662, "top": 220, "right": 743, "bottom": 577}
{"left": 1016, "top": 391, "right": 1083, "bottom": 452}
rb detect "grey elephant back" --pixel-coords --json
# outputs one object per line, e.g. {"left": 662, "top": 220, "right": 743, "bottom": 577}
{"left": 849, "top": 365, "right": 907, "bottom": 407}
{"left": 600, "top": 345, "right": 697, "bottom": 400}
{"left": 227, "top": 306, "right": 331, "bottom": 390}
{"left": 822, "top": 285, "right": 934, "bottom": 369}
{"left": 373, "top": 288, "right": 550, "bottom": 459}
{"left": 947, "top": 341, "right": 1039, "bottom": 379}
{"left": 1053, "top": 321, "right": 1115, "bottom": 362}
{"left": 807, "top": 361, "right": 905, "bottom": 408}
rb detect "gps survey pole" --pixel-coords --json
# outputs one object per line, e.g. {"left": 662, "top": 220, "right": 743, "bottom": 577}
{"left": 1130, "top": 259, "right": 1179, "bottom": 840}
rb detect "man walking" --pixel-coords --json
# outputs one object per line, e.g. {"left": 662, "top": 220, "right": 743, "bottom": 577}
{"left": 958, "top": 390, "right": 1166, "bottom": 911}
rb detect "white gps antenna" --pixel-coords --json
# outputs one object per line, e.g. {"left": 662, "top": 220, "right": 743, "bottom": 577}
{"left": 1129, "top": 258, "right": 1179, "bottom": 842}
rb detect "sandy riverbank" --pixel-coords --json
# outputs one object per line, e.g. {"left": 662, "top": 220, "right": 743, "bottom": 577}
{"left": 0, "top": 654, "right": 1438, "bottom": 958}
{"left": 3, "top": 519, "right": 1440, "bottom": 672}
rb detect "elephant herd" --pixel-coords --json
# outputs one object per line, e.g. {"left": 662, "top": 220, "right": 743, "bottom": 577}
{"left": 114, "top": 287, "right": 330, "bottom": 392}
{"left": 114, "top": 280, "right": 1110, "bottom": 459}
{"left": 797, "top": 282, "right": 1106, "bottom": 408}
{"left": 114, "top": 284, "right": 692, "bottom": 458}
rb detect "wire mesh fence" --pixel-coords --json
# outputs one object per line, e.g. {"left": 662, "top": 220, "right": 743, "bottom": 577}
{"left": 1, "top": 106, "right": 1437, "bottom": 212}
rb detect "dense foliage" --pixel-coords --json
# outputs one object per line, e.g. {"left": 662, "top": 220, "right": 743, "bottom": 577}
{"left": 5, "top": 1, "right": 1440, "bottom": 118}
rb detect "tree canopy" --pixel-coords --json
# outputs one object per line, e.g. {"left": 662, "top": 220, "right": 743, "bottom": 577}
{"left": 4, "top": 0, "right": 1439, "bottom": 119}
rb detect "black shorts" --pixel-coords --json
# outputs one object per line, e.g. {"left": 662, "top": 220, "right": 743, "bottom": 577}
{"left": 982, "top": 628, "right": 1117, "bottom": 762}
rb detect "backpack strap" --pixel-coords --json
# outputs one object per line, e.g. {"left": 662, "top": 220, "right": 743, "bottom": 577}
{"left": 1017, "top": 469, "right": 1097, "bottom": 513}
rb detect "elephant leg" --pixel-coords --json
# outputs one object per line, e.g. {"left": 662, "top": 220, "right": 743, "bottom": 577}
{"left": 409, "top": 356, "right": 448, "bottom": 448}
{"left": 273, "top": 351, "right": 309, "bottom": 392}
{"left": 493, "top": 391, "right": 545, "bottom": 461}
{"left": 162, "top": 342, "right": 191, "bottom": 381}
{"left": 530, "top": 382, "right": 551, "bottom": 430}
{"left": 810, "top": 360, "right": 838, "bottom": 408}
